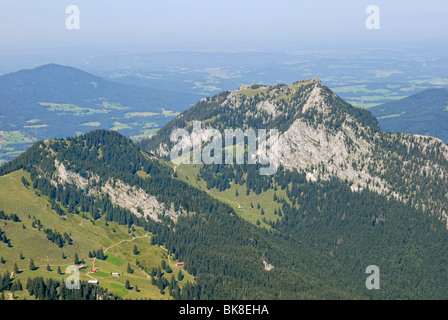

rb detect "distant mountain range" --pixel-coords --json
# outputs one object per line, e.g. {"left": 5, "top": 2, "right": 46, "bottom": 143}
{"left": 370, "top": 88, "right": 448, "bottom": 143}
{"left": 0, "top": 64, "right": 201, "bottom": 164}
{"left": 0, "top": 63, "right": 199, "bottom": 113}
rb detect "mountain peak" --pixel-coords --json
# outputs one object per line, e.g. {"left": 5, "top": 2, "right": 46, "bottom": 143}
{"left": 141, "top": 75, "right": 448, "bottom": 226}
{"left": 35, "top": 63, "right": 68, "bottom": 69}
{"left": 235, "top": 77, "right": 322, "bottom": 95}
{"left": 221, "top": 78, "right": 379, "bottom": 133}
{"left": 0, "top": 63, "right": 102, "bottom": 87}
{"left": 31, "top": 63, "right": 97, "bottom": 78}
{"left": 293, "top": 76, "right": 321, "bottom": 86}
{"left": 142, "top": 77, "right": 381, "bottom": 161}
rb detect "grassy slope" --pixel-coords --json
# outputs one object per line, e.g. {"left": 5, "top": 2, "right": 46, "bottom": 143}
{"left": 0, "top": 170, "right": 193, "bottom": 300}
{"left": 175, "top": 163, "right": 291, "bottom": 229}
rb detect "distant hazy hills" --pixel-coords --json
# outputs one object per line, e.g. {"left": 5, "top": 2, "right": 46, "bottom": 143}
{"left": 0, "top": 63, "right": 199, "bottom": 112}
{"left": 370, "top": 88, "right": 448, "bottom": 143}
{"left": 0, "top": 63, "right": 201, "bottom": 164}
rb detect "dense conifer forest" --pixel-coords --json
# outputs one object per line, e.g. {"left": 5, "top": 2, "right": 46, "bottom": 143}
{"left": 1, "top": 130, "right": 447, "bottom": 299}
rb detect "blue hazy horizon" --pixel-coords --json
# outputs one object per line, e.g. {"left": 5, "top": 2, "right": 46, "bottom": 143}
{"left": 1, "top": 0, "right": 447, "bottom": 52}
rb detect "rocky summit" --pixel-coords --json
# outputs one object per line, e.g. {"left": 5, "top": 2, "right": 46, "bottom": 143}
{"left": 142, "top": 78, "right": 448, "bottom": 224}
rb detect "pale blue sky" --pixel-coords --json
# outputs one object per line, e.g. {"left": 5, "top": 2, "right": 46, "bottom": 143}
{"left": 0, "top": 0, "right": 447, "bottom": 51}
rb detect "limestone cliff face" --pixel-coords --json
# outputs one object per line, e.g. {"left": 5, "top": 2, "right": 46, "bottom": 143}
{"left": 143, "top": 78, "right": 448, "bottom": 223}
{"left": 52, "top": 159, "right": 185, "bottom": 223}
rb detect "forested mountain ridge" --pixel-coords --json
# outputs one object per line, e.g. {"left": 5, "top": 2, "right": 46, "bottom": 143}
{"left": 0, "top": 130, "right": 217, "bottom": 223}
{"left": 141, "top": 78, "right": 448, "bottom": 223}
{"left": 0, "top": 63, "right": 197, "bottom": 113}
{"left": 370, "top": 88, "right": 448, "bottom": 144}
{"left": 1, "top": 80, "right": 448, "bottom": 300}
{"left": 1, "top": 129, "right": 448, "bottom": 299}
{"left": 0, "top": 130, "right": 362, "bottom": 299}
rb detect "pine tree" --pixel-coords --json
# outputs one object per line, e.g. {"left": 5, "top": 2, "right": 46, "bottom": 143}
{"left": 150, "top": 267, "right": 157, "bottom": 277}
{"left": 165, "top": 264, "right": 172, "bottom": 274}
{"left": 29, "top": 259, "right": 36, "bottom": 271}
{"left": 74, "top": 253, "right": 80, "bottom": 265}
{"left": 125, "top": 279, "right": 131, "bottom": 289}
{"left": 21, "top": 176, "right": 30, "bottom": 187}
{"left": 14, "top": 262, "right": 19, "bottom": 274}
{"left": 178, "top": 270, "right": 184, "bottom": 281}
{"left": 46, "top": 264, "right": 52, "bottom": 272}
{"left": 175, "top": 287, "right": 181, "bottom": 300}
{"left": 57, "top": 266, "right": 62, "bottom": 275}
{"left": 96, "top": 248, "right": 105, "bottom": 260}
{"left": 126, "top": 263, "right": 133, "bottom": 274}
{"left": 11, "top": 279, "right": 22, "bottom": 292}
{"left": 133, "top": 245, "right": 139, "bottom": 255}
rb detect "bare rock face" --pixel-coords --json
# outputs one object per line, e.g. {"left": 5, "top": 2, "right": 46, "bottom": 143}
{"left": 277, "top": 94, "right": 388, "bottom": 195}
{"left": 300, "top": 81, "right": 328, "bottom": 114}
{"left": 101, "top": 179, "right": 184, "bottom": 222}
{"left": 53, "top": 160, "right": 186, "bottom": 223}
{"left": 143, "top": 78, "right": 448, "bottom": 225}
{"left": 256, "top": 100, "right": 279, "bottom": 117}
{"left": 101, "top": 180, "right": 164, "bottom": 222}
{"left": 263, "top": 260, "right": 274, "bottom": 271}
{"left": 54, "top": 160, "right": 89, "bottom": 188}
